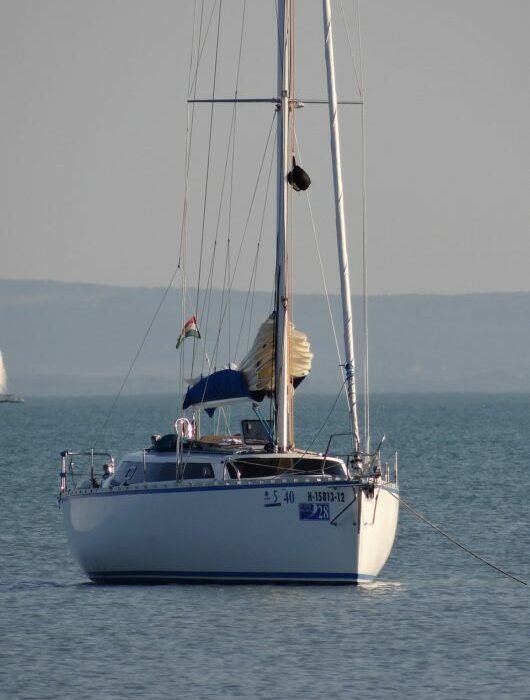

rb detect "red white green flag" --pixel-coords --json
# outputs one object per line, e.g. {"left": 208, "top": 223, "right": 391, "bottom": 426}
{"left": 176, "top": 316, "right": 200, "bottom": 349}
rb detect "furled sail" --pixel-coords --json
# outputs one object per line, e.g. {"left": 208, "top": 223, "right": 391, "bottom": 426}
{"left": 239, "top": 314, "right": 313, "bottom": 393}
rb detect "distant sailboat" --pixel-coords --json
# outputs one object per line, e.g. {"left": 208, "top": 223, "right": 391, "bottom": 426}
{"left": 0, "top": 350, "right": 24, "bottom": 403}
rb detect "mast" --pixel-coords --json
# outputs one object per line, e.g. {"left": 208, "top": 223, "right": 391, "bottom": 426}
{"left": 274, "top": 0, "right": 292, "bottom": 451}
{"left": 322, "top": 0, "right": 361, "bottom": 452}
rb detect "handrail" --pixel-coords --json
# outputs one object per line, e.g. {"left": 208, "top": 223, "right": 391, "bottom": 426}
{"left": 321, "top": 431, "right": 395, "bottom": 483}
{"left": 322, "top": 432, "right": 357, "bottom": 474}
{"left": 60, "top": 449, "right": 114, "bottom": 494}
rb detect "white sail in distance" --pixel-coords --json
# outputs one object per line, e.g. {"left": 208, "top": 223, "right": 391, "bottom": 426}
{"left": 0, "top": 350, "right": 7, "bottom": 393}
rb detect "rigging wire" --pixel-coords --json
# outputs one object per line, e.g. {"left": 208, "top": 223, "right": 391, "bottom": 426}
{"left": 209, "top": 0, "right": 248, "bottom": 369}
{"left": 293, "top": 131, "right": 345, "bottom": 406}
{"left": 187, "top": 0, "right": 221, "bottom": 98}
{"left": 193, "top": 0, "right": 223, "bottom": 376}
{"left": 385, "top": 488, "right": 527, "bottom": 587}
{"left": 234, "top": 130, "right": 277, "bottom": 360}
{"left": 92, "top": 0, "right": 206, "bottom": 443}
{"left": 338, "top": 0, "right": 363, "bottom": 98}
{"left": 197, "top": 97, "right": 243, "bottom": 375}
{"left": 209, "top": 116, "right": 276, "bottom": 369}
{"left": 288, "top": 377, "right": 348, "bottom": 466}
{"left": 92, "top": 267, "right": 181, "bottom": 447}
{"left": 194, "top": 0, "right": 253, "bottom": 377}
{"left": 274, "top": 0, "right": 282, "bottom": 80}
{"left": 199, "top": 102, "right": 235, "bottom": 375}
{"left": 225, "top": 0, "right": 248, "bottom": 364}
{"left": 187, "top": 113, "right": 277, "bottom": 410}
{"left": 182, "top": 18, "right": 220, "bottom": 379}
{"left": 179, "top": 0, "right": 205, "bottom": 399}
{"left": 207, "top": 112, "right": 277, "bottom": 368}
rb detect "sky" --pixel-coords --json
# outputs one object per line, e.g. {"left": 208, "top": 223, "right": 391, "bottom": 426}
{"left": 0, "top": 0, "right": 529, "bottom": 296}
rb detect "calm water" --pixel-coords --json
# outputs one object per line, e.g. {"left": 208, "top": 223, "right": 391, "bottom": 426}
{"left": 0, "top": 393, "right": 528, "bottom": 699}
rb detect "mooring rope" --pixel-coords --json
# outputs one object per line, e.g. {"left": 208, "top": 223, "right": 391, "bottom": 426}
{"left": 384, "top": 487, "right": 527, "bottom": 586}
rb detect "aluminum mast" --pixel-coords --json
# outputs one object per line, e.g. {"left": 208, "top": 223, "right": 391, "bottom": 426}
{"left": 274, "top": 0, "right": 292, "bottom": 451}
{"left": 322, "top": 0, "right": 361, "bottom": 451}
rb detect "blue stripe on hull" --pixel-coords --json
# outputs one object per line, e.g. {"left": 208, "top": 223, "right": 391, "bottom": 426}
{"left": 87, "top": 570, "right": 374, "bottom": 585}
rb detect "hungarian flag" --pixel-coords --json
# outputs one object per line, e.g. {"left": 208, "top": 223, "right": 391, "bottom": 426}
{"left": 176, "top": 316, "right": 200, "bottom": 349}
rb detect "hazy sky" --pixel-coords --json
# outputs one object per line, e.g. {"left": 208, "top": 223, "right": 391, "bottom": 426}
{"left": 1, "top": 0, "right": 528, "bottom": 296}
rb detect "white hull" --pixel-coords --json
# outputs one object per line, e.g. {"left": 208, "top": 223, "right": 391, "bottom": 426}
{"left": 57, "top": 3, "right": 401, "bottom": 587}
{"left": 62, "top": 479, "right": 398, "bottom": 584}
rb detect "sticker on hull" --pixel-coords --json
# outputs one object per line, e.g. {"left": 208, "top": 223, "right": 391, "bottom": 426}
{"left": 299, "top": 503, "right": 330, "bottom": 521}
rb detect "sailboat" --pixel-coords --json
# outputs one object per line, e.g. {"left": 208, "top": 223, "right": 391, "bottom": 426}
{"left": 59, "top": 1, "right": 399, "bottom": 584}
{"left": 0, "top": 350, "right": 24, "bottom": 403}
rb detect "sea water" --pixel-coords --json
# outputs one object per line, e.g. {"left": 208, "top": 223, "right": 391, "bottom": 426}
{"left": 0, "top": 393, "right": 528, "bottom": 699}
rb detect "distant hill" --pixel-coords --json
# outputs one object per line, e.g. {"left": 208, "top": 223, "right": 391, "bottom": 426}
{"left": 1, "top": 279, "right": 529, "bottom": 396}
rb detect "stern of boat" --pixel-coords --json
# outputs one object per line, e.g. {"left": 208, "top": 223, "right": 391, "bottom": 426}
{"left": 356, "top": 480, "right": 399, "bottom": 579}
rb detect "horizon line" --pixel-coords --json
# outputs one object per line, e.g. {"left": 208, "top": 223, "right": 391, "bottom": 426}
{"left": 1, "top": 277, "right": 530, "bottom": 299}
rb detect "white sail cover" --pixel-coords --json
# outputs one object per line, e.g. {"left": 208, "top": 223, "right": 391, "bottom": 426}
{"left": 239, "top": 315, "right": 313, "bottom": 393}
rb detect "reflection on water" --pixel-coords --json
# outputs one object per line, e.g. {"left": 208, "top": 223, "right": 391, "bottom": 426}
{"left": 358, "top": 580, "right": 405, "bottom": 595}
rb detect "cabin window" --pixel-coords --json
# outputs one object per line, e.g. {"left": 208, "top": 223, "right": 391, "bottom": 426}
{"left": 241, "top": 419, "right": 273, "bottom": 445}
{"left": 149, "top": 462, "right": 177, "bottom": 482}
{"left": 183, "top": 462, "right": 214, "bottom": 480}
{"left": 225, "top": 463, "right": 241, "bottom": 480}
{"left": 124, "top": 466, "right": 136, "bottom": 481}
{"left": 230, "top": 457, "right": 346, "bottom": 479}
{"left": 111, "top": 460, "right": 178, "bottom": 485}
{"left": 110, "top": 460, "right": 138, "bottom": 486}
